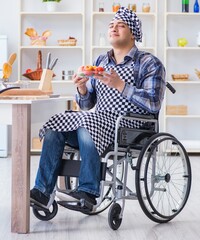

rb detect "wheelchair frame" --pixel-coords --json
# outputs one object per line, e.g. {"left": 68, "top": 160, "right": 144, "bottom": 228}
{"left": 31, "top": 113, "right": 192, "bottom": 230}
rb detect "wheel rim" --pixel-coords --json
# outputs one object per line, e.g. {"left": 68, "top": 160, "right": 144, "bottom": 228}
{"left": 137, "top": 133, "right": 191, "bottom": 221}
{"left": 136, "top": 133, "right": 191, "bottom": 222}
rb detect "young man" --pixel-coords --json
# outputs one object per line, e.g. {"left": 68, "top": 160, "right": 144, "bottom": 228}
{"left": 30, "top": 7, "right": 166, "bottom": 210}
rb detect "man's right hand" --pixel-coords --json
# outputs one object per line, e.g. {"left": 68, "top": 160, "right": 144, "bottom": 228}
{"left": 73, "top": 73, "right": 89, "bottom": 96}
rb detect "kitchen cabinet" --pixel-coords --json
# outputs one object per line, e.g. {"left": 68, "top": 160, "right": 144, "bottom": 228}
{"left": 90, "top": 0, "right": 158, "bottom": 63}
{"left": 19, "top": 0, "right": 86, "bottom": 151}
{"left": 163, "top": 0, "right": 200, "bottom": 152}
{"left": 19, "top": 0, "right": 85, "bottom": 95}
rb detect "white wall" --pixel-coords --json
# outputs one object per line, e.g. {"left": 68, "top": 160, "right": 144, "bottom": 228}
{"left": 0, "top": 1, "right": 165, "bottom": 82}
{"left": 0, "top": 0, "right": 165, "bottom": 154}
{"left": 0, "top": 0, "right": 19, "bottom": 82}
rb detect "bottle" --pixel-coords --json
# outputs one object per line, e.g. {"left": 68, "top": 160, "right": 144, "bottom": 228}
{"left": 194, "top": 0, "right": 199, "bottom": 12}
{"left": 182, "top": 0, "right": 189, "bottom": 12}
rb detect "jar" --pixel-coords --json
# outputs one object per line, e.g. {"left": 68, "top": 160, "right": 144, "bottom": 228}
{"left": 142, "top": 3, "right": 150, "bottom": 12}
{"left": 99, "top": 2, "right": 104, "bottom": 12}
{"left": 128, "top": 3, "right": 137, "bottom": 12}
{"left": 62, "top": 70, "right": 65, "bottom": 80}
{"left": 112, "top": 3, "right": 121, "bottom": 12}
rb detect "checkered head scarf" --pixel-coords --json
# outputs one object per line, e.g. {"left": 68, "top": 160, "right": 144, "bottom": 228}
{"left": 112, "top": 6, "right": 142, "bottom": 42}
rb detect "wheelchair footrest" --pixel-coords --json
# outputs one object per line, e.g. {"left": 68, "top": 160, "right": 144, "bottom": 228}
{"left": 30, "top": 202, "right": 49, "bottom": 211}
{"left": 57, "top": 200, "right": 93, "bottom": 214}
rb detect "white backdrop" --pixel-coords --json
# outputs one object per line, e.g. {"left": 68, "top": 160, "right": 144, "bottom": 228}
{"left": 0, "top": 1, "right": 166, "bottom": 82}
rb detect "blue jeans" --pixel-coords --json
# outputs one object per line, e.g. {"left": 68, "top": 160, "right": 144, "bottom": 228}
{"left": 34, "top": 127, "right": 101, "bottom": 197}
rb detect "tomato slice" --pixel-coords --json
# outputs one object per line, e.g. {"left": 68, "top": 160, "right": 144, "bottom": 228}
{"left": 96, "top": 66, "right": 104, "bottom": 72}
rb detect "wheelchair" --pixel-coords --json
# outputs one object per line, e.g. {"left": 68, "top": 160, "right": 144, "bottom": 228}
{"left": 31, "top": 85, "right": 192, "bottom": 230}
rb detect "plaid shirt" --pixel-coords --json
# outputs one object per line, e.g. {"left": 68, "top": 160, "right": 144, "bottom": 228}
{"left": 76, "top": 46, "right": 166, "bottom": 114}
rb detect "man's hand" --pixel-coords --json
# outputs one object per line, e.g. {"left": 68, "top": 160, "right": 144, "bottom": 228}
{"left": 94, "top": 69, "right": 125, "bottom": 92}
{"left": 73, "top": 73, "right": 89, "bottom": 95}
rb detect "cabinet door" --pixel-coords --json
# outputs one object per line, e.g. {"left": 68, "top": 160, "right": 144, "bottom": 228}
{"left": 164, "top": 0, "right": 200, "bottom": 152}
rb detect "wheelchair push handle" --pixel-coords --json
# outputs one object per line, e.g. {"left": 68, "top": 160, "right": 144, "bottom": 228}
{"left": 166, "top": 82, "right": 176, "bottom": 94}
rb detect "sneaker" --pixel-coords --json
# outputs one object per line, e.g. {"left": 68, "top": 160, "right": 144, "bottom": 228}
{"left": 69, "top": 190, "right": 97, "bottom": 205}
{"left": 30, "top": 188, "right": 50, "bottom": 207}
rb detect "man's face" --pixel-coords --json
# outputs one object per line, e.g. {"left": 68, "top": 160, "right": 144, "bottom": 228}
{"left": 108, "top": 20, "right": 134, "bottom": 47}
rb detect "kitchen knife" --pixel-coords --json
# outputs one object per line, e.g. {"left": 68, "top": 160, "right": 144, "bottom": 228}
{"left": 49, "top": 58, "right": 58, "bottom": 70}
{"left": 46, "top": 52, "right": 51, "bottom": 69}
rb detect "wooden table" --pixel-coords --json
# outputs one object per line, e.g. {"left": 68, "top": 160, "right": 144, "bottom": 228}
{"left": 0, "top": 96, "right": 74, "bottom": 233}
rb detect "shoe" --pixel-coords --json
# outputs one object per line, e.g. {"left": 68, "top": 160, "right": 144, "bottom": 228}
{"left": 56, "top": 190, "right": 80, "bottom": 202}
{"left": 69, "top": 190, "right": 97, "bottom": 205}
{"left": 30, "top": 188, "right": 50, "bottom": 207}
{"left": 58, "top": 200, "right": 92, "bottom": 214}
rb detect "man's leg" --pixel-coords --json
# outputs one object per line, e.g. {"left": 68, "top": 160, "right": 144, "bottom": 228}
{"left": 31, "top": 129, "right": 78, "bottom": 206}
{"left": 31, "top": 127, "right": 101, "bottom": 207}
{"left": 68, "top": 127, "right": 101, "bottom": 205}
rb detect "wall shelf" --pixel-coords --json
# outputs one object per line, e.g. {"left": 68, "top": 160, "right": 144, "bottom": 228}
{"left": 164, "top": 0, "right": 200, "bottom": 152}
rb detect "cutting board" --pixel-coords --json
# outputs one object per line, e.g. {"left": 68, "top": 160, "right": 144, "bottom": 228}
{"left": 0, "top": 88, "right": 52, "bottom": 96}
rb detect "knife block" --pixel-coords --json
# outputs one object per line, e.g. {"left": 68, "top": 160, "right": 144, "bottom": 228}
{"left": 39, "top": 69, "right": 53, "bottom": 93}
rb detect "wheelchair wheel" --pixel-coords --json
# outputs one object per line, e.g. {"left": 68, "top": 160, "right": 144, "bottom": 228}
{"left": 108, "top": 203, "right": 122, "bottom": 230}
{"left": 32, "top": 200, "right": 58, "bottom": 221}
{"left": 136, "top": 132, "right": 192, "bottom": 223}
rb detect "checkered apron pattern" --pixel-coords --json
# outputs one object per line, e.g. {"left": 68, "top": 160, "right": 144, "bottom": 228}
{"left": 39, "top": 62, "right": 149, "bottom": 155}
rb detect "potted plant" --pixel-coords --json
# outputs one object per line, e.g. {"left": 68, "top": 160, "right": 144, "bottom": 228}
{"left": 42, "top": 0, "right": 61, "bottom": 12}
{"left": 42, "top": 0, "right": 61, "bottom": 2}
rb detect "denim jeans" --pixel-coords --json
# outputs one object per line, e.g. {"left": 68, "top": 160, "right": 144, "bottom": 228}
{"left": 34, "top": 127, "right": 101, "bottom": 198}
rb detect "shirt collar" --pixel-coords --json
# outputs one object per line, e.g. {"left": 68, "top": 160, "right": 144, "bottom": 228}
{"left": 106, "top": 45, "right": 138, "bottom": 64}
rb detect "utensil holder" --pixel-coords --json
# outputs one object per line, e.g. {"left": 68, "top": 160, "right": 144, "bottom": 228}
{"left": 39, "top": 69, "right": 53, "bottom": 93}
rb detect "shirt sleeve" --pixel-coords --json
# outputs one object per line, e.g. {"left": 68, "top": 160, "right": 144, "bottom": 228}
{"left": 75, "top": 78, "right": 97, "bottom": 110}
{"left": 75, "top": 55, "right": 105, "bottom": 110}
{"left": 121, "top": 54, "right": 166, "bottom": 114}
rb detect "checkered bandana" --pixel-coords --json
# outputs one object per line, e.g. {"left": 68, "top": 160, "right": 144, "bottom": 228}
{"left": 112, "top": 6, "right": 142, "bottom": 42}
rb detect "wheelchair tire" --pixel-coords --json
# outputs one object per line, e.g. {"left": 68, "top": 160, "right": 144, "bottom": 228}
{"left": 108, "top": 203, "right": 122, "bottom": 230}
{"left": 135, "top": 132, "right": 192, "bottom": 223}
{"left": 32, "top": 200, "right": 58, "bottom": 221}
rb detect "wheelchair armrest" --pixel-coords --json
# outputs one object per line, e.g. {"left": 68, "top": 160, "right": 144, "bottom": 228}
{"left": 125, "top": 112, "right": 157, "bottom": 120}
{"left": 113, "top": 112, "right": 159, "bottom": 152}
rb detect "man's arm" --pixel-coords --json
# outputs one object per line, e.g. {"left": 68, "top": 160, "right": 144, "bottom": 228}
{"left": 75, "top": 78, "right": 97, "bottom": 110}
{"left": 121, "top": 55, "right": 166, "bottom": 113}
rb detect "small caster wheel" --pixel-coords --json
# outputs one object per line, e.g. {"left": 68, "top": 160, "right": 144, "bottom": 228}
{"left": 32, "top": 200, "right": 58, "bottom": 221}
{"left": 108, "top": 203, "right": 122, "bottom": 230}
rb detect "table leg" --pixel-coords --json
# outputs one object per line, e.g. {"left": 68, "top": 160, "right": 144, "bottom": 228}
{"left": 11, "top": 104, "right": 31, "bottom": 233}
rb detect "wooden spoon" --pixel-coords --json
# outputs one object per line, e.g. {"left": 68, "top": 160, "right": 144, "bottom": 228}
{"left": 8, "top": 53, "right": 17, "bottom": 65}
{"left": 2, "top": 62, "right": 12, "bottom": 80}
